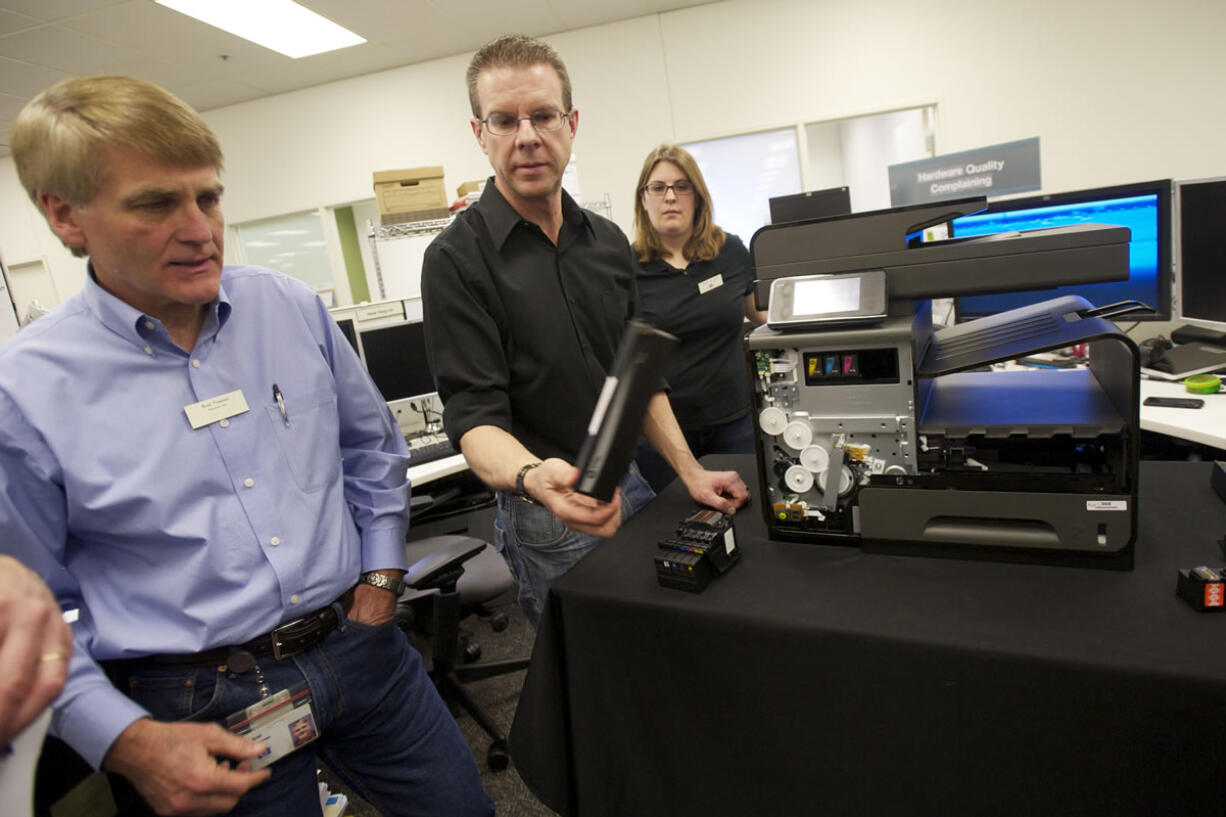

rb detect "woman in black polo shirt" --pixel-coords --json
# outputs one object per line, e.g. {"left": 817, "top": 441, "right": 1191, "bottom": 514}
{"left": 631, "top": 144, "right": 768, "bottom": 492}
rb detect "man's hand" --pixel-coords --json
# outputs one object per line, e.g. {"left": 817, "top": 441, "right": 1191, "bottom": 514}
{"left": 524, "top": 458, "right": 623, "bottom": 538}
{"left": 103, "top": 718, "right": 271, "bottom": 816}
{"left": 680, "top": 468, "right": 750, "bottom": 515}
{"left": 347, "top": 573, "right": 404, "bottom": 626}
{"left": 0, "top": 554, "right": 73, "bottom": 745}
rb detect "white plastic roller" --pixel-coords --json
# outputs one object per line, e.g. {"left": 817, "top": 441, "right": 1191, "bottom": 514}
{"left": 799, "top": 445, "right": 829, "bottom": 474}
{"left": 784, "top": 465, "right": 814, "bottom": 493}
{"left": 782, "top": 420, "right": 813, "bottom": 451}
{"left": 758, "top": 406, "right": 788, "bottom": 436}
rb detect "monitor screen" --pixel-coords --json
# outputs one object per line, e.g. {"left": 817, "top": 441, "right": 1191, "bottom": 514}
{"left": 334, "top": 317, "right": 360, "bottom": 358}
{"left": 951, "top": 180, "right": 1172, "bottom": 321}
{"left": 1176, "top": 178, "right": 1226, "bottom": 333}
{"left": 769, "top": 186, "right": 852, "bottom": 225}
{"left": 358, "top": 320, "right": 436, "bottom": 402}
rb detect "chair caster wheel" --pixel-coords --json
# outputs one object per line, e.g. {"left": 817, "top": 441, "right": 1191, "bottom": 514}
{"left": 487, "top": 742, "right": 510, "bottom": 771}
{"left": 490, "top": 613, "right": 509, "bottom": 632}
{"left": 463, "top": 641, "right": 483, "bottom": 663}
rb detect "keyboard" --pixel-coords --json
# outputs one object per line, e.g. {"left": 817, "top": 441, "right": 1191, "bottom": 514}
{"left": 406, "top": 431, "right": 459, "bottom": 465}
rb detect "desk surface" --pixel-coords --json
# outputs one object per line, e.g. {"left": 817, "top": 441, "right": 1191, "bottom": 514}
{"left": 511, "top": 456, "right": 1226, "bottom": 817}
{"left": 407, "top": 452, "right": 467, "bottom": 487}
{"left": 1140, "top": 377, "right": 1226, "bottom": 449}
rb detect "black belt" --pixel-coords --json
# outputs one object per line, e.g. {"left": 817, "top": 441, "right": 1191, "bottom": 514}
{"left": 109, "top": 592, "right": 351, "bottom": 671}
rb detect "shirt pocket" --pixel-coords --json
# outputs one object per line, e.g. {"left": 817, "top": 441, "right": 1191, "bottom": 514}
{"left": 264, "top": 387, "right": 343, "bottom": 493}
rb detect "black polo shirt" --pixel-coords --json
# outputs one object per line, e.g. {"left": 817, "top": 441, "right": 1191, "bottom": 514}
{"left": 421, "top": 180, "right": 638, "bottom": 462}
{"left": 635, "top": 234, "right": 755, "bottom": 427}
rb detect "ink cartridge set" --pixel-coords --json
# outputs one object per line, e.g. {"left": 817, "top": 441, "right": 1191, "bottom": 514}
{"left": 655, "top": 508, "right": 740, "bottom": 593}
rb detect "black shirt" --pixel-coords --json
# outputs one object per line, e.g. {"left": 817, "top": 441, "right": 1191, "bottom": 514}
{"left": 421, "top": 180, "right": 638, "bottom": 462}
{"left": 635, "top": 234, "right": 755, "bottom": 427}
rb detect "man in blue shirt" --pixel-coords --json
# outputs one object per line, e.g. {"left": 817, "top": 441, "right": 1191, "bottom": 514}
{"left": 0, "top": 76, "right": 491, "bottom": 816}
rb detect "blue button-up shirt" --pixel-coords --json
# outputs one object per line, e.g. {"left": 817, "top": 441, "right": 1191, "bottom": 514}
{"left": 0, "top": 265, "right": 411, "bottom": 768}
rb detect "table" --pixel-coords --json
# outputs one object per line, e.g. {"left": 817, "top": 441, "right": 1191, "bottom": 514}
{"left": 509, "top": 456, "right": 1226, "bottom": 817}
{"left": 1140, "top": 377, "right": 1226, "bottom": 450}
{"left": 407, "top": 452, "right": 468, "bottom": 487}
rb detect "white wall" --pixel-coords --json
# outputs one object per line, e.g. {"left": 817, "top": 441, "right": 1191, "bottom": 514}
{"left": 3, "top": 0, "right": 1223, "bottom": 331}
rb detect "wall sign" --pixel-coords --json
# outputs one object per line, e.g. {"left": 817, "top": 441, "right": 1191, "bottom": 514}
{"left": 888, "top": 137, "right": 1041, "bottom": 206}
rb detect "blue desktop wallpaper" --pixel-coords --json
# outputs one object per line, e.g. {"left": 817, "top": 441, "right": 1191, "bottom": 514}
{"left": 952, "top": 194, "right": 1161, "bottom": 318}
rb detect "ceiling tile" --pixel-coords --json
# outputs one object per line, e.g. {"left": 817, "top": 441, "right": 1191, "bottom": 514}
{"left": 299, "top": 0, "right": 451, "bottom": 43}
{"left": 62, "top": 2, "right": 286, "bottom": 66}
{"left": 0, "top": 0, "right": 125, "bottom": 23}
{"left": 426, "top": 0, "right": 564, "bottom": 42}
{"left": 0, "top": 24, "right": 130, "bottom": 73}
{"left": 0, "top": 8, "right": 38, "bottom": 35}
{"left": 0, "top": 56, "right": 72, "bottom": 97}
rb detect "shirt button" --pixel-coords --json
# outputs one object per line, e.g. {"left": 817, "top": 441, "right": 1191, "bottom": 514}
{"left": 143, "top": 346, "right": 153, "bottom": 355}
{"left": 144, "top": 320, "right": 155, "bottom": 330}
{"left": 290, "top": 594, "right": 299, "bottom": 604}
{"left": 191, "top": 359, "right": 201, "bottom": 368}
{"left": 219, "top": 418, "right": 229, "bottom": 428}
{"left": 270, "top": 536, "right": 281, "bottom": 546}
{"left": 244, "top": 478, "right": 255, "bottom": 488}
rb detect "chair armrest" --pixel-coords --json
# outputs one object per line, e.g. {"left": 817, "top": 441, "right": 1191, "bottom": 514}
{"left": 405, "top": 537, "right": 487, "bottom": 591}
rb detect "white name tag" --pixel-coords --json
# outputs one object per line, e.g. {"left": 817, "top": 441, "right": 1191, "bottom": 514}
{"left": 184, "top": 389, "right": 250, "bottom": 429}
{"left": 697, "top": 273, "right": 724, "bottom": 295}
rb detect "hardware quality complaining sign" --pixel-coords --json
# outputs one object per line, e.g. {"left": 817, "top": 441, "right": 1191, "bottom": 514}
{"left": 888, "top": 137, "right": 1041, "bottom": 206}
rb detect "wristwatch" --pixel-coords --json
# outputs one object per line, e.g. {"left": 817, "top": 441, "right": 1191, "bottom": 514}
{"left": 515, "top": 461, "right": 542, "bottom": 504}
{"left": 359, "top": 571, "right": 406, "bottom": 595}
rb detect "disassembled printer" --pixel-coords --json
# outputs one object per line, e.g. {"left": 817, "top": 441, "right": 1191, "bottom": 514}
{"left": 746, "top": 197, "right": 1141, "bottom": 569}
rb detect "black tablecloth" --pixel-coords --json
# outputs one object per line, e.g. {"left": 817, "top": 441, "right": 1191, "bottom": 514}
{"left": 509, "top": 457, "right": 1226, "bottom": 816}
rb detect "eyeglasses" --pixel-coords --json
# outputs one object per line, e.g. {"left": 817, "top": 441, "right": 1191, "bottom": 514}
{"left": 479, "top": 110, "right": 571, "bottom": 136}
{"left": 642, "top": 181, "right": 695, "bottom": 197}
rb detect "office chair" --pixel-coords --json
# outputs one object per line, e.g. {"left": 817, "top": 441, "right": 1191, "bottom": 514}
{"left": 398, "top": 535, "right": 530, "bottom": 770}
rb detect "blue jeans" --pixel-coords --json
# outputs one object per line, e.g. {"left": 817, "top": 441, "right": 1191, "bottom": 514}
{"left": 634, "top": 412, "right": 756, "bottom": 493}
{"left": 494, "top": 463, "right": 655, "bottom": 629}
{"left": 122, "top": 603, "right": 492, "bottom": 817}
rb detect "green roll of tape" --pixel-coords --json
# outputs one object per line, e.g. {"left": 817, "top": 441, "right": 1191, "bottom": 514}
{"left": 1185, "top": 374, "right": 1222, "bottom": 394}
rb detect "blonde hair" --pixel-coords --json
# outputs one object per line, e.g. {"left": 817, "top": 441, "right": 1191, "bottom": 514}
{"left": 632, "top": 144, "right": 725, "bottom": 264}
{"left": 11, "top": 75, "right": 223, "bottom": 257}
{"left": 466, "top": 34, "right": 573, "bottom": 118}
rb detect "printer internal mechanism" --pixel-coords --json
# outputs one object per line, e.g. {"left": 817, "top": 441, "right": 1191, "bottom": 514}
{"left": 746, "top": 198, "right": 1140, "bottom": 569}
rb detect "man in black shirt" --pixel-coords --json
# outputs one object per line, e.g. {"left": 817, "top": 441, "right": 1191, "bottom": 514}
{"left": 422, "top": 34, "right": 748, "bottom": 628}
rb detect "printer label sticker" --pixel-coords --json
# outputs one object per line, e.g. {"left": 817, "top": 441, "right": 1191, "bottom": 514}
{"left": 1086, "top": 500, "right": 1127, "bottom": 511}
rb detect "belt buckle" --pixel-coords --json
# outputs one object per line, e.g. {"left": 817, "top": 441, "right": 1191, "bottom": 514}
{"left": 270, "top": 614, "right": 321, "bottom": 660}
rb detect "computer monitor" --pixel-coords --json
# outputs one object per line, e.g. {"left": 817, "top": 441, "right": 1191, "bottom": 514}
{"left": 359, "top": 320, "right": 436, "bottom": 403}
{"left": 334, "top": 316, "right": 360, "bottom": 358}
{"left": 329, "top": 298, "right": 439, "bottom": 436}
{"left": 951, "top": 180, "right": 1172, "bottom": 322}
{"left": 769, "top": 186, "right": 852, "bottom": 225}
{"left": 1174, "top": 177, "right": 1226, "bottom": 338}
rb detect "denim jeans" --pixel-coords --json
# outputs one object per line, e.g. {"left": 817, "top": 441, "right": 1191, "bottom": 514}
{"left": 494, "top": 463, "right": 655, "bottom": 629}
{"left": 120, "top": 603, "right": 492, "bottom": 817}
{"left": 634, "top": 412, "right": 756, "bottom": 493}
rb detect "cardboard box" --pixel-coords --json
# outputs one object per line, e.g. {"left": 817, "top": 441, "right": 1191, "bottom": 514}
{"left": 456, "top": 179, "right": 485, "bottom": 198}
{"left": 373, "top": 167, "right": 448, "bottom": 225}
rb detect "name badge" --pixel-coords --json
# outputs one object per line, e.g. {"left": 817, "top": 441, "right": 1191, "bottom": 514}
{"left": 184, "top": 389, "right": 250, "bottom": 429}
{"left": 697, "top": 273, "right": 724, "bottom": 295}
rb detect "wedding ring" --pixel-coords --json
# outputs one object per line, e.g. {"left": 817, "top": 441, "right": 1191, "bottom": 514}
{"left": 40, "top": 652, "right": 67, "bottom": 662}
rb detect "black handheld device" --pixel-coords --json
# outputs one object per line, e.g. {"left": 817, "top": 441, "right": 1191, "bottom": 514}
{"left": 1142, "top": 396, "right": 1204, "bottom": 409}
{"left": 574, "top": 321, "right": 677, "bottom": 501}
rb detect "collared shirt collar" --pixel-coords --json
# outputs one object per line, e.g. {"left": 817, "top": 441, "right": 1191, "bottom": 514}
{"left": 637, "top": 255, "right": 684, "bottom": 276}
{"left": 477, "top": 175, "right": 594, "bottom": 250}
{"left": 82, "top": 263, "right": 231, "bottom": 351}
